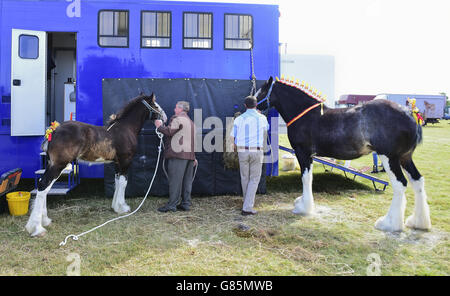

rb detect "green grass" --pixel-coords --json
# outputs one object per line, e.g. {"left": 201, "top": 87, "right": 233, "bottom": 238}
{"left": 0, "top": 122, "right": 449, "bottom": 275}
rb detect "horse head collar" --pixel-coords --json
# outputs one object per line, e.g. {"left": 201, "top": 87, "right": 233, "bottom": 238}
{"left": 141, "top": 93, "right": 167, "bottom": 122}
{"left": 256, "top": 77, "right": 275, "bottom": 116}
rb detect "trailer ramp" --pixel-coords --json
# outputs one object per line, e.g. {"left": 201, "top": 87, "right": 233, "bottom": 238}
{"left": 279, "top": 145, "right": 388, "bottom": 191}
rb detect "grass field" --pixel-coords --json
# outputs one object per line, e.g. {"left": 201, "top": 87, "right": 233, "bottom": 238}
{"left": 0, "top": 122, "right": 449, "bottom": 276}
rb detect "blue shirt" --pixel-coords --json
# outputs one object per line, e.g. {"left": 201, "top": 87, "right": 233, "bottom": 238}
{"left": 231, "top": 109, "right": 269, "bottom": 148}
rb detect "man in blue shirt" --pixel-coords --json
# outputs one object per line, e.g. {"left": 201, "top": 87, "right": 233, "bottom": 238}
{"left": 230, "top": 96, "right": 269, "bottom": 215}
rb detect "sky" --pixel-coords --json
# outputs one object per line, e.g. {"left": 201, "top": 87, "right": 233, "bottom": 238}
{"left": 169, "top": 0, "right": 450, "bottom": 99}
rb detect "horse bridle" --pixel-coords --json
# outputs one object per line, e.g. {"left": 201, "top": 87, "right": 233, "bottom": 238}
{"left": 141, "top": 99, "right": 163, "bottom": 120}
{"left": 256, "top": 81, "right": 275, "bottom": 116}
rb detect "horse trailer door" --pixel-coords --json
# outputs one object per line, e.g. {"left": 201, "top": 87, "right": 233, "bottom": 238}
{"left": 11, "top": 29, "right": 47, "bottom": 136}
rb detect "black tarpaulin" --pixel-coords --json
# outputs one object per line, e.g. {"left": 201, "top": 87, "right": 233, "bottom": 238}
{"left": 102, "top": 78, "right": 266, "bottom": 197}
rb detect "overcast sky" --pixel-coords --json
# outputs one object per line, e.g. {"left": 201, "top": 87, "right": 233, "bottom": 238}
{"left": 168, "top": 0, "right": 450, "bottom": 98}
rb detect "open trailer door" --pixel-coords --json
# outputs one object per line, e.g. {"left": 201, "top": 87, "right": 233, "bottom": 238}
{"left": 11, "top": 29, "right": 47, "bottom": 136}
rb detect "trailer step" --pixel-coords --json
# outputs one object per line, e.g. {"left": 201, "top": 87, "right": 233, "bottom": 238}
{"left": 31, "top": 187, "right": 72, "bottom": 195}
{"left": 279, "top": 145, "right": 389, "bottom": 191}
{"left": 31, "top": 182, "right": 74, "bottom": 195}
{"left": 34, "top": 164, "right": 74, "bottom": 175}
{"left": 35, "top": 168, "right": 73, "bottom": 175}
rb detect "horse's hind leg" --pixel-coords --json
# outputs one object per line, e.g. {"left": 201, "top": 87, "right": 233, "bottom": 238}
{"left": 25, "top": 164, "right": 65, "bottom": 236}
{"left": 401, "top": 158, "right": 431, "bottom": 230}
{"left": 375, "top": 155, "right": 407, "bottom": 232}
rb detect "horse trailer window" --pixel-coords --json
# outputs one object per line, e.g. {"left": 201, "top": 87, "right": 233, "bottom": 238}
{"left": 225, "top": 14, "right": 252, "bottom": 50}
{"left": 141, "top": 11, "right": 171, "bottom": 48}
{"left": 183, "top": 12, "right": 212, "bottom": 49}
{"left": 19, "top": 35, "right": 39, "bottom": 59}
{"left": 98, "top": 10, "right": 129, "bottom": 47}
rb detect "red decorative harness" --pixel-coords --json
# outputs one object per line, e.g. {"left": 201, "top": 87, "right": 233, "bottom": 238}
{"left": 286, "top": 103, "right": 323, "bottom": 127}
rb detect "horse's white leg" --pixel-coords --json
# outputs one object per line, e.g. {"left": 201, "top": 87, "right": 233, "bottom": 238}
{"left": 111, "top": 174, "right": 120, "bottom": 211}
{"left": 26, "top": 179, "right": 56, "bottom": 236}
{"left": 113, "top": 175, "right": 130, "bottom": 214}
{"left": 404, "top": 172, "right": 431, "bottom": 230}
{"left": 375, "top": 155, "right": 406, "bottom": 232}
{"left": 41, "top": 194, "right": 52, "bottom": 227}
{"left": 293, "top": 164, "right": 315, "bottom": 215}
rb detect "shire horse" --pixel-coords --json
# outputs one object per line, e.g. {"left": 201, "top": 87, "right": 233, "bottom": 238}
{"left": 255, "top": 77, "right": 431, "bottom": 232}
{"left": 26, "top": 93, "right": 167, "bottom": 237}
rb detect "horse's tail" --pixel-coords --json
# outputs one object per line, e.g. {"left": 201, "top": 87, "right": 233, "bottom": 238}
{"left": 415, "top": 122, "right": 423, "bottom": 146}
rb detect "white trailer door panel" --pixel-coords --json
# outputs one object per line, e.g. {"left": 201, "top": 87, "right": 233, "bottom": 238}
{"left": 11, "top": 29, "right": 46, "bottom": 136}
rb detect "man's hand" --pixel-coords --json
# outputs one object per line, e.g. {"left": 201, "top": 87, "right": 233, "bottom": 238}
{"left": 154, "top": 119, "right": 163, "bottom": 128}
{"left": 194, "top": 159, "right": 198, "bottom": 167}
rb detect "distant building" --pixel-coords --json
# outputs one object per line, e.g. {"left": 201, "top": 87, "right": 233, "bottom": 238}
{"left": 279, "top": 54, "right": 335, "bottom": 133}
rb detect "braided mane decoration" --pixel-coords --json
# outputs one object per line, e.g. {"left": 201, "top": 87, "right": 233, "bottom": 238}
{"left": 276, "top": 76, "right": 327, "bottom": 103}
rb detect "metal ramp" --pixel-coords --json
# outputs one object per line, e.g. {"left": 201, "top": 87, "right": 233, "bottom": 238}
{"left": 279, "top": 145, "right": 389, "bottom": 191}
{"left": 31, "top": 152, "right": 80, "bottom": 195}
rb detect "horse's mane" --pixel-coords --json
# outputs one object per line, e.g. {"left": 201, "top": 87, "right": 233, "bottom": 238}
{"left": 276, "top": 78, "right": 326, "bottom": 104}
{"left": 107, "top": 94, "right": 151, "bottom": 126}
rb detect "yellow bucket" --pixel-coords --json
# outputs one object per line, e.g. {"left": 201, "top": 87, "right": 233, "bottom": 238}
{"left": 6, "top": 191, "right": 31, "bottom": 216}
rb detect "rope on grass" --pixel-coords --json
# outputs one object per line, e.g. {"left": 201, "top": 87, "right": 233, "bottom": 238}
{"left": 59, "top": 128, "right": 164, "bottom": 247}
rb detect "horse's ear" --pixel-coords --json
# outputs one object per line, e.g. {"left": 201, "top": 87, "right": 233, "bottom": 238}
{"left": 150, "top": 92, "right": 155, "bottom": 103}
{"left": 262, "top": 77, "right": 273, "bottom": 92}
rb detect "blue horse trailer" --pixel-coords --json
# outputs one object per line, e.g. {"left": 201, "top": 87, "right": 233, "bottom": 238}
{"left": 0, "top": 0, "right": 280, "bottom": 190}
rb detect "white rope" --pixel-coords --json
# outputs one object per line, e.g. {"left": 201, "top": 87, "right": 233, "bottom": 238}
{"left": 59, "top": 128, "right": 164, "bottom": 247}
{"left": 106, "top": 122, "right": 116, "bottom": 132}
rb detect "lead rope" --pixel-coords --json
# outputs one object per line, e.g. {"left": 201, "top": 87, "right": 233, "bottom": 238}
{"left": 249, "top": 40, "right": 256, "bottom": 96}
{"left": 59, "top": 127, "right": 164, "bottom": 247}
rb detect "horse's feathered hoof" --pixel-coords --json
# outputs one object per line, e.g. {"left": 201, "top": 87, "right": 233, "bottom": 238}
{"left": 292, "top": 196, "right": 314, "bottom": 216}
{"left": 114, "top": 204, "right": 130, "bottom": 215}
{"left": 42, "top": 217, "right": 52, "bottom": 227}
{"left": 374, "top": 215, "right": 404, "bottom": 232}
{"left": 28, "top": 225, "right": 47, "bottom": 237}
{"left": 405, "top": 214, "right": 431, "bottom": 231}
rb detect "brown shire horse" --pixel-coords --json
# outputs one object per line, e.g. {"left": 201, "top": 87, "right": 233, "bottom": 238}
{"left": 255, "top": 77, "right": 431, "bottom": 233}
{"left": 26, "top": 93, "right": 167, "bottom": 236}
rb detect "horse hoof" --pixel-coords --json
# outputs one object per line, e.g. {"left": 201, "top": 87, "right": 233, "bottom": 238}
{"left": 115, "top": 204, "right": 130, "bottom": 214}
{"left": 25, "top": 221, "right": 38, "bottom": 235}
{"left": 375, "top": 215, "right": 404, "bottom": 232}
{"left": 42, "top": 217, "right": 52, "bottom": 227}
{"left": 292, "top": 208, "right": 314, "bottom": 216}
{"left": 25, "top": 224, "right": 33, "bottom": 234}
{"left": 31, "top": 226, "right": 47, "bottom": 237}
{"left": 292, "top": 196, "right": 314, "bottom": 216}
{"left": 405, "top": 215, "right": 431, "bottom": 231}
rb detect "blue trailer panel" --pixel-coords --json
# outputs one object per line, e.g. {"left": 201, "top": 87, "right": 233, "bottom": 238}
{"left": 0, "top": 0, "right": 280, "bottom": 180}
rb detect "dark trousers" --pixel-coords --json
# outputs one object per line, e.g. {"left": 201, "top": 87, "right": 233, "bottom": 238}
{"left": 166, "top": 158, "right": 195, "bottom": 209}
